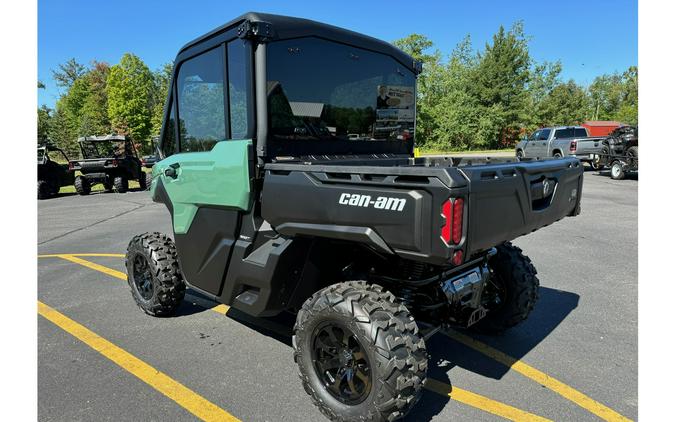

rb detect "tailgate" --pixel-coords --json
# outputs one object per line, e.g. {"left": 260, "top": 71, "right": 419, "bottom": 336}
{"left": 460, "top": 158, "right": 583, "bottom": 255}
{"left": 576, "top": 138, "right": 605, "bottom": 155}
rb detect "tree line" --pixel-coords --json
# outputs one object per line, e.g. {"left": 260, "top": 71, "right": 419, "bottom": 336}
{"left": 38, "top": 21, "right": 637, "bottom": 154}
{"left": 38, "top": 55, "right": 172, "bottom": 156}
{"left": 393, "top": 22, "right": 637, "bottom": 150}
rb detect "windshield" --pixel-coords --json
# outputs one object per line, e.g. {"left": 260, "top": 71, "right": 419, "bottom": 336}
{"left": 80, "top": 141, "right": 129, "bottom": 159}
{"left": 267, "top": 37, "right": 416, "bottom": 157}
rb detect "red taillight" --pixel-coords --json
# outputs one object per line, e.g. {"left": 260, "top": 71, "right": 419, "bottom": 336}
{"left": 452, "top": 198, "right": 464, "bottom": 244}
{"left": 570, "top": 140, "right": 577, "bottom": 153}
{"left": 111, "top": 159, "right": 118, "bottom": 167}
{"left": 441, "top": 198, "right": 464, "bottom": 245}
{"left": 441, "top": 200, "right": 453, "bottom": 244}
{"left": 451, "top": 250, "right": 464, "bottom": 266}
{"left": 68, "top": 162, "right": 74, "bottom": 170}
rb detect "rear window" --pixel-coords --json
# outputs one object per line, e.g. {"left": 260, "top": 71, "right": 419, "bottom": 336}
{"left": 266, "top": 37, "right": 416, "bottom": 157}
{"left": 554, "top": 128, "right": 574, "bottom": 139}
{"left": 574, "top": 128, "right": 588, "bottom": 137}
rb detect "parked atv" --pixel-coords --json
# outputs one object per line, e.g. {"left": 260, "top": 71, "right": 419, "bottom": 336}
{"left": 69, "top": 135, "right": 147, "bottom": 194}
{"left": 37, "top": 145, "right": 75, "bottom": 199}
{"left": 594, "top": 126, "right": 638, "bottom": 180}
{"left": 125, "top": 13, "right": 585, "bottom": 421}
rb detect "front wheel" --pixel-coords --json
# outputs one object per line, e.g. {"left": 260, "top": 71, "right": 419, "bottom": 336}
{"left": 515, "top": 150, "right": 523, "bottom": 161}
{"left": 471, "top": 242, "right": 539, "bottom": 334}
{"left": 125, "top": 232, "right": 186, "bottom": 316}
{"left": 294, "top": 281, "right": 427, "bottom": 421}
{"left": 74, "top": 176, "right": 91, "bottom": 195}
{"left": 38, "top": 180, "right": 51, "bottom": 200}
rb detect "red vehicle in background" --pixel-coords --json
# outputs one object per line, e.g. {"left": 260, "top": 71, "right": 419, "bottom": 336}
{"left": 582, "top": 121, "right": 625, "bottom": 137}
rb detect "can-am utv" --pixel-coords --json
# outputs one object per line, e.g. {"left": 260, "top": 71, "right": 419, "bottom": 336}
{"left": 37, "top": 145, "right": 75, "bottom": 199}
{"left": 125, "top": 12, "right": 584, "bottom": 421}
{"left": 69, "top": 134, "right": 147, "bottom": 194}
{"left": 593, "top": 125, "right": 638, "bottom": 180}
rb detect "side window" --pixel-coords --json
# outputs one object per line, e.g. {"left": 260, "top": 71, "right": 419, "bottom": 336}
{"left": 530, "top": 131, "right": 540, "bottom": 141}
{"left": 161, "top": 100, "right": 177, "bottom": 157}
{"left": 554, "top": 128, "right": 573, "bottom": 139}
{"left": 227, "top": 40, "right": 251, "bottom": 139}
{"left": 177, "top": 47, "right": 227, "bottom": 152}
{"left": 539, "top": 129, "right": 551, "bottom": 140}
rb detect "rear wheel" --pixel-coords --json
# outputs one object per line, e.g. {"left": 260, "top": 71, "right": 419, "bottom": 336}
{"left": 553, "top": 151, "right": 563, "bottom": 159}
{"left": 125, "top": 232, "right": 186, "bottom": 316}
{"left": 74, "top": 176, "right": 91, "bottom": 195}
{"left": 114, "top": 176, "right": 128, "bottom": 193}
{"left": 626, "top": 146, "right": 638, "bottom": 168}
{"left": 610, "top": 161, "right": 625, "bottom": 180}
{"left": 471, "top": 242, "right": 539, "bottom": 334}
{"left": 294, "top": 281, "right": 427, "bottom": 421}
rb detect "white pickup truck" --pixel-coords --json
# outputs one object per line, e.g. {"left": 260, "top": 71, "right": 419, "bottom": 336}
{"left": 515, "top": 126, "right": 606, "bottom": 169}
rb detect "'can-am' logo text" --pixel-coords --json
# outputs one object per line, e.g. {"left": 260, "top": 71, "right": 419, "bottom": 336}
{"left": 338, "top": 193, "right": 406, "bottom": 211}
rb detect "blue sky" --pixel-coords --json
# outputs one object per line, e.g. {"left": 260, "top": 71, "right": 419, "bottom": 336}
{"left": 38, "top": 0, "right": 637, "bottom": 108}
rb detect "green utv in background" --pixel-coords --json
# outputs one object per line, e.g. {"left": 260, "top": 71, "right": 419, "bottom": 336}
{"left": 127, "top": 12, "right": 584, "bottom": 421}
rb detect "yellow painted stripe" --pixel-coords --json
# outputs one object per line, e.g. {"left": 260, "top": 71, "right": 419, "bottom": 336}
{"left": 58, "top": 255, "right": 128, "bottom": 280}
{"left": 37, "top": 301, "right": 240, "bottom": 422}
{"left": 424, "top": 378, "right": 551, "bottom": 422}
{"left": 38, "top": 253, "right": 126, "bottom": 258}
{"left": 444, "top": 329, "right": 632, "bottom": 422}
{"left": 49, "top": 256, "right": 553, "bottom": 420}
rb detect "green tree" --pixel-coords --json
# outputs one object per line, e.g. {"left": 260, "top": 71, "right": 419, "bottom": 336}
{"left": 393, "top": 34, "right": 443, "bottom": 147}
{"left": 537, "top": 80, "right": 589, "bottom": 126}
{"left": 107, "top": 53, "right": 154, "bottom": 142}
{"left": 527, "top": 61, "right": 562, "bottom": 126}
{"left": 52, "top": 58, "right": 86, "bottom": 89}
{"left": 150, "top": 62, "right": 174, "bottom": 136}
{"left": 79, "top": 61, "right": 112, "bottom": 136}
{"left": 38, "top": 105, "right": 52, "bottom": 143}
{"left": 48, "top": 100, "right": 79, "bottom": 156}
{"left": 471, "top": 22, "right": 531, "bottom": 147}
{"left": 615, "top": 66, "right": 638, "bottom": 124}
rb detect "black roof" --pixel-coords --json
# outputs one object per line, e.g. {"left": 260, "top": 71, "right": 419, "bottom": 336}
{"left": 178, "top": 12, "right": 418, "bottom": 73}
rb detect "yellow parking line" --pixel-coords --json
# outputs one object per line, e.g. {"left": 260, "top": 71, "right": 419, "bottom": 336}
{"left": 38, "top": 301, "right": 240, "bottom": 422}
{"left": 424, "top": 379, "right": 551, "bottom": 421}
{"left": 38, "top": 253, "right": 126, "bottom": 258}
{"left": 47, "top": 256, "right": 552, "bottom": 421}
{"left": 58, "top": 255, "right": 128, "bottom": 280}
{"left": 444, "top": 329, "right": 632, "bottom": 422}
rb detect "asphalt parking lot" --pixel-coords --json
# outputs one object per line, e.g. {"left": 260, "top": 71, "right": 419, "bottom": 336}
{"left": 37, "top": 169, "right": 638, "bottom": 421}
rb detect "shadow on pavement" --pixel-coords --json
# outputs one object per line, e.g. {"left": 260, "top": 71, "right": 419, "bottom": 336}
{"left": 179, "top": 286, "right": 578, "bottom": 421}
{"left": 590, "top": 170, "right": 638, "bottom": 181}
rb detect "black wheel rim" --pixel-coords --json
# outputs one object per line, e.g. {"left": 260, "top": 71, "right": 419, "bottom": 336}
{"left": 133, "top": 255, "right": 154, "bottom": 301}
{"left": 312, "top": 323, "right": 372, "bottom": 405}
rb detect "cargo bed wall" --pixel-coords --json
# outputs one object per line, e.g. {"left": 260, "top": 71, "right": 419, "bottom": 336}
{"left": 460, "top": 159, "right": 583, "bottom": 253}
{"left": 260, "top": 164, "right": 470, "bottom": 265}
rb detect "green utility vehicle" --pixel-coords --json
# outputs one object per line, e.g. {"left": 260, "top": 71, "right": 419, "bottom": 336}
{"left": 37, "top": 145, "right": 75, "bottom": 199}
{"left": 125, "top": 13, "right": 584, "bottom": 421}
{"left": 69, "top": 135, "right": 146, "bottom": 194}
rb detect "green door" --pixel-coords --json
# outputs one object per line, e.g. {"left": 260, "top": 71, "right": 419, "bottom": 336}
{"left": 151, "top": 140, "right": 252, "bottom": 234}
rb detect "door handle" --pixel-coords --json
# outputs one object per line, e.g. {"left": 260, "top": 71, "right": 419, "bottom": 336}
{"left": 164, "top": 163, "right": 180, "bottom": 179}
